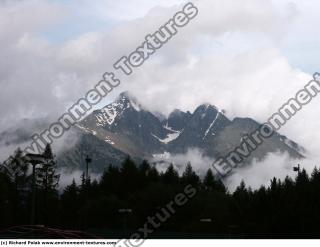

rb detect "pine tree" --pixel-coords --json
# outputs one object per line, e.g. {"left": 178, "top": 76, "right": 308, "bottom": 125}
{"left": 80, "top": 172, "right": 86, "bottom": 189}
{"left": 61, "top": 179, "right": 80, "bottom": 227}
{"left": 36, "top": 144, "right": 60, "bottom": 191}
{"left": 181, "top": 162, "right": 200, "bottom": 186}
{"left": 139, "top": 160, "right": 151, "bottom": 175}
{"left": 203, "top": 168, "right": 226, "bottom": 192}
{"left": 148, "top": 166, "right": 160, "bottom": 182}
{"left": 34, "top": 144, "right": 60, "bottom": 224}
{"left": 119, "top": 156, "right": 139, "bottom": 194}
{"left": 296, "top": 168, "right": 309, "bottom": 187}
{"left": 162, "top": 164, "right": 179, "bottom": 185}
{"left": 138, "top": 160, "right": 151, "bottom": 187}
{"left": 204, "top": 169, "right": 214, "bottom": 188}
{"left": 5, "top": 148, "right": 29, "bottom": 187}
{"left": 234, "top": 180, "right": 248, "bottom": 200}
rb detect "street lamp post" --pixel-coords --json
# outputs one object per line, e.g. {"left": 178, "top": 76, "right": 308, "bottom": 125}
{"left": 24, "top": 153, "right": 47, "bottom": 225}
{"left": 293, "top": 164, "right": 300, "bottom": 172}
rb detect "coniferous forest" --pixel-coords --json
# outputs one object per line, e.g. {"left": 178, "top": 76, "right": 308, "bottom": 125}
{"left": 1, "top": 146, "right": 320, "bottom": 238}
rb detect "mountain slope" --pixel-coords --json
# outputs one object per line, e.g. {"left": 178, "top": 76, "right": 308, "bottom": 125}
{"left": 0, "top": 92, "right": 305, "bottom": 173}
{"left": 72, "top": 92, "right": 305, "bottom": 171}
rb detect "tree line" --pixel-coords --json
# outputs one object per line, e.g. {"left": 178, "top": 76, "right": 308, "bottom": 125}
{"left": 1, "top": 146, "right": 320, "bottom": 238}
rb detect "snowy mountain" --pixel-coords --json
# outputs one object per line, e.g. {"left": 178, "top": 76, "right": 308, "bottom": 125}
{"left": 0, "top": 91, "right": 304, "bottom": 173}
{"left": 56, "top": 91, "right": 305, "bottom": 172}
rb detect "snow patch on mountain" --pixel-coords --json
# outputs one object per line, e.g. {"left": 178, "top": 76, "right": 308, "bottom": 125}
{"left": 129, "top": 98, "right": 141, "bottom": 112}
{"left": 105, "top": 136, "right": 115, "bottom": 145}
{"left": 203, "top": 111, "right": 220, "bottom": 140}
{"left": 161, "top": 132, "right": 182, "bottom": 143}
{"left": 151, "top": 130, "right": 182, "bottom": 144}
{"left": 152, "top": 152, "right": 171, "bottom": 159}
{"left": 95, "top": 92, "right": 142, "bottom": 127}
{"left": 76, "top": 124, "right": 91, "bottom": 133}
{"left": 280, "top": 136, "right": 304, "bottom": 154}
{"left": 95, "top": 102, "right": 127, "bottom": 126}
{"left": 163, "top": 123, "right": 180, "bottom": 132}
{"left": 76, "top": 124, "right": 97, "bottom": 136}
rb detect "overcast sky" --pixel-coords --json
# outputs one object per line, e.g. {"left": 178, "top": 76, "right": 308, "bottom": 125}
{"left": 1, "top": 0, "right": 320, "bottom": 188}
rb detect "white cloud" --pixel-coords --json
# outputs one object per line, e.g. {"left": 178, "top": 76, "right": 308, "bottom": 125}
{"left": 152, "top": 149, "right": 215, "bottom": 176}
{"left": 1, "top": 0, "right": 320, "bottom": 188}
{"left": 225, "top": 152, "right": 320, "bottom": 192}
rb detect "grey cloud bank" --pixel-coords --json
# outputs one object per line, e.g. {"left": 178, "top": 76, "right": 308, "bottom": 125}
{"left": 1, "top": 0, "right": 320, "bottom": 189}
{"left": 21, "top": 2, "right": 199, "bottom": 156}
{"left": 213, "top": 73, "right": 320, "bottom": 177}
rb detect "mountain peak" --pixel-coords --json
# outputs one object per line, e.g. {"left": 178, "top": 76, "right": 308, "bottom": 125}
{"left": 118, "top": 91, "right": 133, "bottom": 100}
{"left": 169, "top": 109, "right": 187, "bottom": 117}
{"left": 193, "top": 103, "right": 219, "bottom": 118}
{"left": 166, "top": 109, "right": 192, "bottom": 131}
{"left": 76, "top": 91, "right": 305, "bottom": 170}
{"left": 87, "top": 92, "right": 142, "bottom": 127}
{"left": 116, "top": 91, "right": 141, "bottom": 112}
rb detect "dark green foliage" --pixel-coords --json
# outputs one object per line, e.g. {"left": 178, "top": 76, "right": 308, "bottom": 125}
{"left": 57, "top": 162, "right": 320, "bottom": 238}
{"left": 161, "top": 164, "right": 180, "bottom": 185}
{"left": 3, "top": 148, "right": 320, "bottom": 238}
{"left": 181, "top": 162, "right": 200, "bottom": 186}
{"left": 203, "top": 168, "right": 226, "bottom": 193}
{"left": 60, "top": 180, "right": 80, "bottom": 228}
{"left": 0, "top": 145, "right": 60, "bottom": 227}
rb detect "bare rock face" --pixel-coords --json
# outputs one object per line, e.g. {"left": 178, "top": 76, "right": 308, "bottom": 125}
{"left": 1, "top": 91, "right": 304, "bottom": 173}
